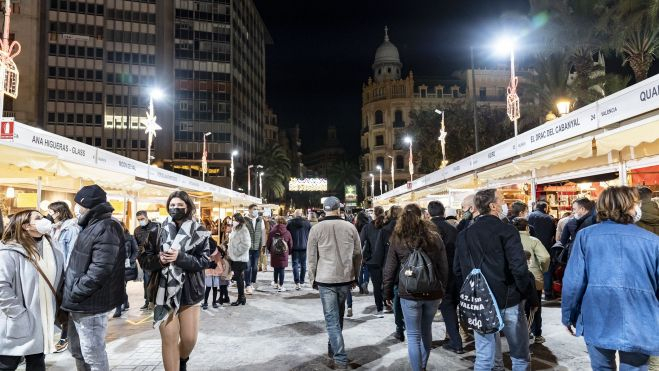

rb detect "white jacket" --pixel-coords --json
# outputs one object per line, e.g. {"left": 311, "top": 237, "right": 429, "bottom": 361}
{"left": 228, "top": 226, "right": 251, "bottom": 263}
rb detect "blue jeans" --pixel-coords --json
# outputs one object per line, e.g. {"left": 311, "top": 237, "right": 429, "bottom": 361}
{"left": 347, "top": 291, "right": 353, "bottom": 308}
{"left": 246, "top": 249, "right": 260, "bottom": 286}
{"left": 319, "top": 285, "right": 350, "bottom": 366}
{"left": 69, "top": 311, "right": 110, "bottom": 371}
{"left": 400, "top": 298, "right": 441, "bottom": 371}
{"left": 543, "top": 269, "right": 553, "bottom": 298}
{"left": 273, "top": 268, "right": 285, "bottom": 286}
{"left": 292, "top": 250, "right": 307, "bottom": 284}
{"left": 587, "top": 344, "right": 650, "bottom": 371}
{"left": 474, "top": 303, "right": 530, "bottom": 371}
{"left": 359, "top": 265, "right": 370, "bottom": 286}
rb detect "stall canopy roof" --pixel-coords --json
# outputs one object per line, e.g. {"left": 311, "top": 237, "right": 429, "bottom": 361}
{"left": 594, "top": 116, "right": 659, "bottom": 156}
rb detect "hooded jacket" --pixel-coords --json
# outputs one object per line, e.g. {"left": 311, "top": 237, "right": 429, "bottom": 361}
{"left": 527, "top": 210, "right": 556, "bottom": 250}
{"left": 228, "top": 225, "right": 251, "bottom": 263}
{"left": 371, "top": 219, "right": 396, "bottom": 269}
{"left": 286, "top": 217, "right": 312, "bottom": 251}
{"left": 0, "top": 239, "right": 64, "bottom": 356}
{"left": 637, "top": 200, "right": 659, "bottom": 235}
{"left": 267, "top": 224, "right": 293, "bottom": 268}
{"left": 61, "top": 202, "right": 126, "bottom": 314}
{"left": 359, "top": 221, "right": 382, "bottom": 266}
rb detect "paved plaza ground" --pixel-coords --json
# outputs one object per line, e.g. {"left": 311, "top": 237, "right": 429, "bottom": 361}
{"left": 41, "top": 268, "right": 591, "bottom": 371}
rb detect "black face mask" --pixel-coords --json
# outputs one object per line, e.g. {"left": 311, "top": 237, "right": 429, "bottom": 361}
{"left": 44, "top": 214, "right": 55, "bottom": 223}
{"left": 168, "top": 207, "right": 187, "bottom": 221}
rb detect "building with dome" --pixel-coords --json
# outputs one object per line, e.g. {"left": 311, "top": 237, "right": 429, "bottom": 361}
{"left": 361, "top": 27, "right": 510, "bottom": 204}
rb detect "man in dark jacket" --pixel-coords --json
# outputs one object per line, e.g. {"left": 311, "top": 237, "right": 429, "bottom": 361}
{"left": 428, "top": 201, "right": 463, "bottom": 354}
{"left": 454, "top": 189, "right": 532, "bottom": 370}
{"left": 372, "top": 205, "right": 405, "bottom": 341}
{"left": 527, "top": 201, "right": 556, "bottom": 299}
{"left": 62, "top": 184, "right": 125, "bottom": 371}
{"left": 287, "top": 209, "right": 312, "bottom": 290}
{"left": 560, "top": 197, "right": 597, "bottom": 247}
{"left": 134, "top": 210, "right": 160, "bottom": 309}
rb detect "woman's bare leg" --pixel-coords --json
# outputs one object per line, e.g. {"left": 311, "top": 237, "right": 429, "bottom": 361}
{"left": 159, "top": 313, "right": 181, "bottom": 371}
{"left": 178, "top": 305, "right": 201, "bottom": 359}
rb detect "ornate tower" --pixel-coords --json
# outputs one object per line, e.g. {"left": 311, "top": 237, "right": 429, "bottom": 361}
{"left": 372, "top": 26, "right": 402, "bottom": 82}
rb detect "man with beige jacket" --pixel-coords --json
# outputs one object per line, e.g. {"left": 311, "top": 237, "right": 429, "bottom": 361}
{"left": 307, "top": 196, "right": 362, "bottom": 370}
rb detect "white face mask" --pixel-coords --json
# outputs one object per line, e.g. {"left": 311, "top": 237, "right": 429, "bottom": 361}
{"left": 74, "top": 204, "right": 84, "bottom": 219}
{"left": 232, "top": 221, "right": 239, "bottom": 227}
{"left": 138, "top": 220, "right": 148, "bottom": 227}
{"left": 633, "top": 205, "right": 642, "bottom": 223}
{"left": 499, "top": 203, "right": 509, "bottom": 220}
{"left": 34, "top": 218, "right": 53, "bottom": 235}
{"left": 251, "top": 210, "right": 259, "bottom": 218}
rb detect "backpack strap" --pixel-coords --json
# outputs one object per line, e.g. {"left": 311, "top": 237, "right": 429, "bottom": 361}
{"left": 465, "top": 227, "right": 486, "bottom": 269}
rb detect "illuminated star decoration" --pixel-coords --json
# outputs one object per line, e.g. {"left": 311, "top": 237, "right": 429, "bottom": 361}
{"left": 143, "top": 101, "right": 162, "bottom": 138}
{"left": 0, "top": 0, "right": 21, "bottom": 99}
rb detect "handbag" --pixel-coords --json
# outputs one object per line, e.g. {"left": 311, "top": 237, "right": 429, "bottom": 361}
{"left": 28, "top": 258, "right": 69, "bottom": 326}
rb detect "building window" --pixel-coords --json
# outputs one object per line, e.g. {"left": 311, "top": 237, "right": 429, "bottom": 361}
{"left": 479, "top": 87, "right": 486, "bottom": 98}
{"left": 396, "top": 155, "right": 404, "bottom": 170}
{"left": 376, "top": 156, "right": 385, "bottom": 169}
{"left": 420, "top": 87, "right": 427, "bottom": 98}
{"left": 375, "top": 110, "right": 383, "bottom": 125}
{"left": 394, "top": 110, "right": 404, "bottom": 127}
{"left": 497, "top": 87, "right": 506, "bottom": 99}
{"left": 375, "top": 135, "right": 384, "bottom": 147}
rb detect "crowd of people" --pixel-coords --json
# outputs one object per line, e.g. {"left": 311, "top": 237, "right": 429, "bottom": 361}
{"left": 0, "top": 182, "right": 657, "bottom": 371}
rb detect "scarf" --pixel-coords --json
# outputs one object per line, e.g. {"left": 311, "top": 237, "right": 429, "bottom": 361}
{"left": 36, "top": 238, "right": 57, "bottom": 354}
{"left": 153, "top": 217, "right": 209, "bottom": 328}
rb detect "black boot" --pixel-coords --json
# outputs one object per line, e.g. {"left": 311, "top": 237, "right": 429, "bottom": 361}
{"left": 212, "top": 287, "right": 219, "bottom": 308}
{"left": 180, "top": 357, "right": 189, "bottom": 371}
{"left": 140, "top": 300, "right": 149, "bottom": 310}
{"left": 231, "top": 296, "right": 246, "bottom": 306}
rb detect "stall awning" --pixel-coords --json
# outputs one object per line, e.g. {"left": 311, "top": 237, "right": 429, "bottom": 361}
{"left": 513, "top": 136, "right": 595, "bottom": 174}
{"left": 595, "top": 116, "right": 659, "bottom": 156}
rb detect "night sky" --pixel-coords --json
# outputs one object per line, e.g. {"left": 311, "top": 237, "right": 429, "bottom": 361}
{"left": 254, "top": 0, "right": 531, "bottom": 156}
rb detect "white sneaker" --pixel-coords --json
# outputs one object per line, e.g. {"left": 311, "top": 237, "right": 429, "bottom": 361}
{"left": 246, "top": 286, "right": 254, "bottom": 295}
{"left": 271, "top": 281, "right": 277, "bottom": 287}
{"left": 295, "top": 283, "right": 301, "bottom": 291}
{"left": 279, "top": 286, "right": 287, "bottom": 292}
{"left": 274, "top": 284, "right": 280, "bottom": 290}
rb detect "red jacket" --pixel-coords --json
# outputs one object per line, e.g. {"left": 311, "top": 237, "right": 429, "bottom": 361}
{"left": 267, "top": 224, "right": 293, "bottom": 268}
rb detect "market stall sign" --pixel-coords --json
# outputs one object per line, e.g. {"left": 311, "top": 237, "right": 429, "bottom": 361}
{"left": 471, "top": 138, "right": 517, "bottom": 169}
{"left": 9, "top": 122, "right": 97, "bottom": 165}
{"left": 345, "top": 185, "right": 357, "bottom": 202}
{"left": 289, "top": 178, "right": 328, "bottom": 192}
{"left": 1, "top": 121, "right": 14, "bottom": 140}
{"left": 148, "top": 167, "right": 181, "bottom": 188}
{"left": 96, "top": 148, "right": 149, "bottom": 178}
{"left": 598, "top": 73, "right": 659, "bottom": 128}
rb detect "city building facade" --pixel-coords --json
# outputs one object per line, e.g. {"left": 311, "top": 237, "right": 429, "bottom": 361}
{"left": 361, "top": 27, "right": 509, "bottom": 200}
{"left": 303, "top": 125, "right": 345, "bottom": 179}
{"left": 9, "top": 0, "right": 269, "bottom": 187}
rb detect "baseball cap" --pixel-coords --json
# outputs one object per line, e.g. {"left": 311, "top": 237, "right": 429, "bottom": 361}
{"left": 323, "top": 196, "right": 341, "bottom": 211}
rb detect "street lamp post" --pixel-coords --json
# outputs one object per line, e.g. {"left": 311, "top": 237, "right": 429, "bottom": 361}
{"left": 248, "top": 165, "right": 254, "bottom": 196}
{"left": 404, "top": 137, "right": 413, "bottom": 183}
{"left": 434, "top": 109, "right": 448, "bottom": 168}
{"left": 256, "top": 165, "right": 263, "bottom": 198}
{"left": 497, "top": 37, "right": 520, "bottom": 137}
{"left": 259, "top": 171, "right": 263, "bottom": 200}
{"left": 470, "top": 46, "right": 479, "bottom": 153}
{"left": 376, "top": 165, "right": 383, "bottom": 195}
{"left": 144, "top": 88, "right": 163, "bottom": 165}
{"left": 387, "top": 155, "right": 395, "bottom": 190}
{"left": 202, "top": 132, "right": 211, "bottom": 182}
{"left": 369, "top": 173, "right": 375, "bottom": 200}
{"left": 230, "top": 150, "right": 238, "bottom": 190}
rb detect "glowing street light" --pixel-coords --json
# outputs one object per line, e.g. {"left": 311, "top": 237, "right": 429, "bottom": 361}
{"left": 376, "top": 165, "right": 383, "bottom": 195}
{"left": 230, "top": 150, "right": 238, "bottom": 190}
{"left": 369, "top": 173, "right": 375, "bottom": 200}
{"left": 144, "top": 88, "right": 164, "bottom": 165}
{"left": 387, "top": 155, "right": 395, "bottom": 190}
{"left": 435, "top": 109, "right": 448, "bottom": 168}
{"left": 256, "top": 165, "right": 263, "bottom": 198}
{"left": 202, "top": 132, "right": 211, "bottom": 182}
{"left": 258, "top": 171, "right": 264, "bottom": 199}
{"left": 556, "top": 99, "right": 572, "bottom": 116}
{"left": 495, "top": 35, "right": 520, "bottom": 137}
{"left": 404, "top": 137, "right": 414, "bottom": 182}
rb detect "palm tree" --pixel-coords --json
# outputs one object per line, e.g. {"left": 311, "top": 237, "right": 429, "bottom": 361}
{"left": 523, "top": 52, "right": 572, "bottom": 115}
{"left": 254, "top": 142, "right": 291, "bottom": 202}
{"left": 603, "top": 73, "right": 632, "bottom": 95}
{"left": 622, "top": 28, "right": 658, "bottom": 82}
{"left": 327, "top": 160, "right": 360, "bottom": 199}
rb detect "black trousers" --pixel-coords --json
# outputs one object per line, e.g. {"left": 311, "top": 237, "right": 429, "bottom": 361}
{"left": 367, "top": 264, "right": 384, "bottom": 312}
{"left": 439, "top": 296, "right": 462, "bottom": 350}
{"left": 0, "top": 353, "right": 45, "bottom": 371}
{"left": 231, "top": 261, "right": 248, "bottom": 299}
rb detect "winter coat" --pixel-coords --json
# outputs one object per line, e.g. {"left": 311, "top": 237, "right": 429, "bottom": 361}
{"left": 0, "top": 239, "right": 64, "bottom": 356}
{"left": 527, "top": 210, "right": 556, "bottom": 250}
{"left": 372, "top": 219, "right": 396, "bottom": 269}
{"left": 123, "top": 232, "right": 139, "bottom": 281}
{"left": 430, "top": 217, "right": 459, "bottom": 301}
{"left": 560, "top": 209, "right": 597, "bottom": 246}
{"left": 519, "top": 231, "right": 550, "bottom": 290}
{"left": 228, "top": 225, "right": 251, "bottom": 263}
{"left": 637, "top": 200, "right": 659, "bottom": 235}
{"left": 53, "top": 218, "right": 81, "bottom": 268}
{"left": 287, "top": 217, "right": 312, "bottom": 251}
{"left": 454, "top": 215, "right": 533, "bottom": 309}
{"left": 267, "top": 224, "right": 293, "bottom": 268}
{"left": 62, "top": 202, "right": 126, "bottom": 314}
{"left": 562, "top": 221, "right": 659, "bottom": 355}
{"left": 382, "top": 233, "right": 448, "bottom": 301}
{"left": 359, "top": 221, "right": 381, "bottom": 266}
{"left": 307, "top": 216, "right": 362, "bottom": 286}
{"left": 134, "top": 221, "right": 161, "bottom": 253}
{"left": 205, "top": 238, "right": 224, "bottom": 277}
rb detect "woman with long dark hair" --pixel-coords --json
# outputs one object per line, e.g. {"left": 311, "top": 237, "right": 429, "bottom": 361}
{"left": 383, "top": 204, "right": 448, "bottom": 371}
{"left": 562, "top": 186, "right": 659, "bottom": 370}
{"left": 47, "top": 201, "right": 81, "bottom": 353}
{"left": 0, "top": 210, "right": 64, "bottom": 371}
{"left": 228, "top": 213, "right": 251, "bottom": 306}
{"left": 141, "top": 191, "right": 210, "bottom": 371}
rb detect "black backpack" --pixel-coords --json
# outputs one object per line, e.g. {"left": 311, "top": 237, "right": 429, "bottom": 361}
{"left": 398, "top": 242, "right": 442, "bottom": 295}
{"left": 458, "top": 231, "right": 505, "bottom": 334}
{"left": 272, "top": 233, "right": 288, "bottom": 255}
